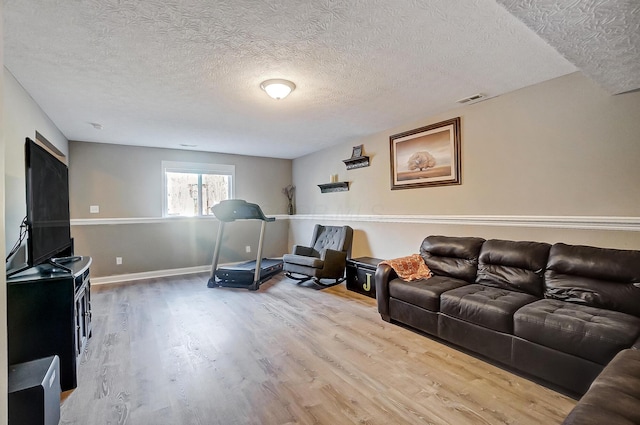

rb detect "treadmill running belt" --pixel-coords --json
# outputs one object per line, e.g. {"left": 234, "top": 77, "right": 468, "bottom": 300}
{"left": 215, "top": 258, "right": 283, "bottom": 284}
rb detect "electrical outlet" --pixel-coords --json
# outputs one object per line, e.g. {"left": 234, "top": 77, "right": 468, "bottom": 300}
{"left": 90, "top": 205, "right": 99, "bottom": 214}
{"left": 116, "top": 257, "right": 123, "bottom": 265}
{"left": 245, "top": 245, "right": 251, "bottom": 253}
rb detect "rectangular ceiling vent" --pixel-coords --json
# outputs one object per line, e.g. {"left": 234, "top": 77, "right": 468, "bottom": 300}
{"left": 457, "top": 93, "right": 486, "bottom": 104}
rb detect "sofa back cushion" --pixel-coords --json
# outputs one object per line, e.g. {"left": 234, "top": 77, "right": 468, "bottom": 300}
{"left": 476, "top": 239, "right": 550, "bottom": 297}
{"left": 545, "top": 243, "right": 640, "bottom": 317}
{"left": 420, "top": 236, "right": 485, "bottom": 283}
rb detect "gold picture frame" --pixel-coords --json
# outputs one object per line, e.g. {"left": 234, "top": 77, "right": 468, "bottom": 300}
{"left": 389, "top": 117, "right": 461, "bottom": 190}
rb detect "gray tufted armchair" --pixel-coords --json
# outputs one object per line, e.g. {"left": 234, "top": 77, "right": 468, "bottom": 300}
{"left": 283, "top": 224, "right": 354, "bottom": 286}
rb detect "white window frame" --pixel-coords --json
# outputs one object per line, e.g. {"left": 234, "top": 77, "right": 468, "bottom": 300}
{"left": 162, "top": 160, "right": 235, "bottom": 217}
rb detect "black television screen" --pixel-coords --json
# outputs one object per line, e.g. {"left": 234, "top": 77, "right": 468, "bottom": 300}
{"left": 25, "top": 138, "right": 72, "bottom": 267}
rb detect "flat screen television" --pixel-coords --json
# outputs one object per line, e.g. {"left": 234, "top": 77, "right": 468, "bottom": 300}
{"left": 25, "top": 137, "right": 72, "bottom": 267}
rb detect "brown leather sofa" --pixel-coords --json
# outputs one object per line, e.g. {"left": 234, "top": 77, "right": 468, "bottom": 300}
{"left": 375, "top": 235, "right": 640, "bottom": 396}
{"left": 562, "top": 348, "right": 640, "bottom": 424}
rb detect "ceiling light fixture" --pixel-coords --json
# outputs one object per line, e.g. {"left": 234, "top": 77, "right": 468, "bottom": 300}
{"left": 260, "top": 79, "right": 296, "bottom": 100}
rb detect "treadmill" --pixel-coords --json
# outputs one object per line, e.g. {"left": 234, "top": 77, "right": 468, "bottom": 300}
{"left": 207, "top": 199, "right": 283, "bottom": 290}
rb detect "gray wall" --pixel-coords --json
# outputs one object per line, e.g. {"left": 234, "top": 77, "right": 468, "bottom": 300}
{"left": 290, "top": 73, "right": 640, "bottom": 258}
{"left": 69, "top": 142, "right": 292, "bottom": 218}
{"left": 3, "top": 66, "right": 69, "bottom": 422}
{"left": 1, "top": 1, "right": 7, "bottom": 420}
{"left": 73, "top": 219, "right": 289, "bottom": 277}
{"left": 69, "top": 142, "right": 293, "bottom": 277}
{"left": 4, "top": 69, "right": 69, "bottom": 263}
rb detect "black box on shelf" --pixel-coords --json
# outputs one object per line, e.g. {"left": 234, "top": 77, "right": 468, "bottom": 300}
{"left": 346, "top": 257, "right": 382, "bottom": 299}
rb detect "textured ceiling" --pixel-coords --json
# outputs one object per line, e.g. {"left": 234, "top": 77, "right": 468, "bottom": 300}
{"left": 3, "top": 1, "right": 633, "bottom": 159}
{"left": 496, "top": 0, "right": 640, "bottom": 95}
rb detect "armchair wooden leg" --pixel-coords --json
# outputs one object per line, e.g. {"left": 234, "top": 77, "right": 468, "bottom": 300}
{"left": 285, "top": 272, "right": 346, "bottom": 288}
{"left": 312, "top": 277, "right": 345, "bottom": 287}
{"left": 285, "top": 272, "right": 313, "bottom": 284}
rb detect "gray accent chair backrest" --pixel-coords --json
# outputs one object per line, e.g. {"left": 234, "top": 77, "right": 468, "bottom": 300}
{"left": 283, "top": 224, "right": 354, "bottom": 286}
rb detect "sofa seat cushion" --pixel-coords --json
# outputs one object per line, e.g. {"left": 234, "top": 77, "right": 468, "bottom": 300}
{"left": 441, "top": 284, "right": 538, "bottom": 333}
{"left": 514, "top": 299, "right": 640, "bottom": 365}
{"left": 389, "top": 275, "right": 469, "bottom": 312}
{"left": 562, "top": 349, "right": 640, "bottom": 425}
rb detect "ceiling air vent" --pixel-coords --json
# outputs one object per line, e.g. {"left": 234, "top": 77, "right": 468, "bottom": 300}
{"left": 457, "top": 93, "right": 486, "bottom": 104}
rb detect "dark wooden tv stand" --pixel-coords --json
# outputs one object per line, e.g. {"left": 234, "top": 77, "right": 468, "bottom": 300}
{"left": 7, "top": 256, "right": 92, "bottom": 391}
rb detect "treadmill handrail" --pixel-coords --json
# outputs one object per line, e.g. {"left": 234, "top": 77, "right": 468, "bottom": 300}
{"left": 211, "top": 199, "right": 276, "bottom": 222}
{"left": 209, "top": 199, "right": 280, "bottom": 290}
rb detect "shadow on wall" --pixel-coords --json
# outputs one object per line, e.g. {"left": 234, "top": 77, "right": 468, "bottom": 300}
{"left": 351, "top": 229, "right": 373, "bottom": 259}
{"left": 5, "top": 245, "right": 27, "bottom": 273}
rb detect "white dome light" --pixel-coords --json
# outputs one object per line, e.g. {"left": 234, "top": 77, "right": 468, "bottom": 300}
{"left": 260, "top": 79, "right": 296, "bottom": 100}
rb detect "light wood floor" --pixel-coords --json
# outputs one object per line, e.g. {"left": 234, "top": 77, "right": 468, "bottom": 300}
{"left": 60, "top": 273, "right": 576, "bottom": 424}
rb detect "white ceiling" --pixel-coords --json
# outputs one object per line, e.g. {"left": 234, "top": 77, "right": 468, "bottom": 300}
{"left": 3, "top": 0, "right": 638, "bottom": 159}
{"left": 496, "top": 0, "right": 640, "bottom": 95}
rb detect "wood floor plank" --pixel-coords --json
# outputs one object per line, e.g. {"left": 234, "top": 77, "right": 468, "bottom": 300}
{"left": 60, "top": 273, "right": 575, "bottom": 424}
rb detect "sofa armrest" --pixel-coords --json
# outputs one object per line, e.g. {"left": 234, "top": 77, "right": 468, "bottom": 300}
{"left": 375, "top": 264, "right": 398, "bottom": 322}
{"left": 561, "top": 349, "right": 640, "bottom": 425}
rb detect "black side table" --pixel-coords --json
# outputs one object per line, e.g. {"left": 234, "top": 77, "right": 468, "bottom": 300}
{"left": 346, "top": 257, "right": 383, "bottom": 298}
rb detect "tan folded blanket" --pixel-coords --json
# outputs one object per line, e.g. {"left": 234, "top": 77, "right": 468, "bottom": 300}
{"left": 380, "top": 254, "right": 432, "bottom": 281}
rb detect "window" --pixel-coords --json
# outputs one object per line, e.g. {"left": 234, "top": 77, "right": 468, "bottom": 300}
{"left": 162, "top": 161, "right": 235, "bottom": 217}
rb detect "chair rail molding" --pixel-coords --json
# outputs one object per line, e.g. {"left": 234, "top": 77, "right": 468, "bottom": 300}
{"left": 70, "top": 214, "right": 640, "bottom": 232}
{"left": 284, "top": 214, "right": 640, "bottom": 232}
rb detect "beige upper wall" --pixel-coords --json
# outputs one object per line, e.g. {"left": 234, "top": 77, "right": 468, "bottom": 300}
{"left": 289, "top": 72, "right": 640, "bottom": 256}
{"left": 292, "top": 72, "right": 640, "bottom": 217}
{"left": 69, "top": 141, "right": 293, "bottom": 218}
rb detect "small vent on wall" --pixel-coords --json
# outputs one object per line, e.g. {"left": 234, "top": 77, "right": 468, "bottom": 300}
{"left": 457, "top": 93, "right": 485, "bottom": 104}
